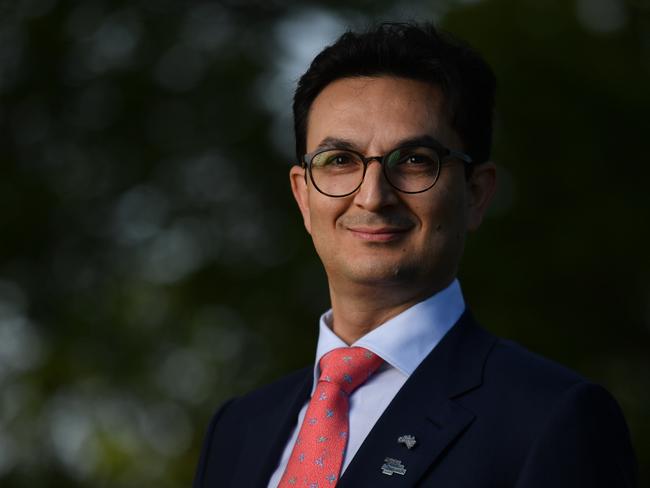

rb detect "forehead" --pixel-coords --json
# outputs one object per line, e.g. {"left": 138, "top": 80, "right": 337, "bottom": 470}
{"left": 306, "top": 76, "right": 455, "bottom": 152}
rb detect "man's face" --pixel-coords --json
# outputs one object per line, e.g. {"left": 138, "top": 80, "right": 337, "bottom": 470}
{"left": 290, "top": 76, "right": 495, "bottom": 296}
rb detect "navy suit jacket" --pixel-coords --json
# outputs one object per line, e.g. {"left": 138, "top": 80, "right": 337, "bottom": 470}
{"left": 193, "top": 311, "right": 637, "bottom": 487}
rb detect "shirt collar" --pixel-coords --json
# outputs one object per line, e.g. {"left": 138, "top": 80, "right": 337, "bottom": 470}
{"left": 312, "top": 279, "right": 465, "bottom": 388}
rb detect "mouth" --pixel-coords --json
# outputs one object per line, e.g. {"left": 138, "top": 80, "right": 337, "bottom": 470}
{"left": 346, "top": 226, "right": 411, "bottom": 242}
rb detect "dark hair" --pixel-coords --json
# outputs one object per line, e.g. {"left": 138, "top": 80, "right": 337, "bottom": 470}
{"left": 292, "top": 22, "right": 496, "bottom": 165}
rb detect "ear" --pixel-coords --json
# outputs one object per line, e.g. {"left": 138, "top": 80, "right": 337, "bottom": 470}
{"left": 466, "top": 161, "right": 497, "bottom": 231}
{"left": 290, "top": 165, "right": 312, "bottom": 234}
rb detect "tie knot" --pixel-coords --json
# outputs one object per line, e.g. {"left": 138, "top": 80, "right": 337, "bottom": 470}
{"left": 318, "top": 347, "right": 383, "bottom": 395}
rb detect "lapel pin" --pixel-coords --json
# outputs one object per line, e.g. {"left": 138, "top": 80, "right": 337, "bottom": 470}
{"left": 397, "top": 434, "right": 417, "bottom": 450}
{"left": 381, "top": 457, "right": 407, "bottom": 476}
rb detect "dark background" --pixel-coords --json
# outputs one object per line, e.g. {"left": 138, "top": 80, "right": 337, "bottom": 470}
{"left": 1, "top": 0, "right": 648, "bottom": 486}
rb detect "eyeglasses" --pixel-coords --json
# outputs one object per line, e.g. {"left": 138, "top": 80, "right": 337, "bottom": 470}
{"left": 302, "top": 142, "right": 473, "bottom": 198}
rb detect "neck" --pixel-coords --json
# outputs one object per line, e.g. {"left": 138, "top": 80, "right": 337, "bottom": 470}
{"left": 328, "top": 278, "right": 452, "bottom": 344}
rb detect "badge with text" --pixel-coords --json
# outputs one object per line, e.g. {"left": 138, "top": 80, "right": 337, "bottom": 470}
{"left": 381, "top": 457, "right": 407, "bottom": 476}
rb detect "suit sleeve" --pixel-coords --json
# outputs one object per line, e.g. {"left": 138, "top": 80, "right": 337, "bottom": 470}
{"left": 514, "top": 382, "right": 637, "bottom": 488}
{"left": 193, "top": 398, "right": 236, "bottom": 488}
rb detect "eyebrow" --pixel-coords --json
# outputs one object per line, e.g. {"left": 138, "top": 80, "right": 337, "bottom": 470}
{"left": 314, "top": 137, "right": 357, "bottom": 151}
{"left": 313, "top": 134, "right": 444, "bottom": 153}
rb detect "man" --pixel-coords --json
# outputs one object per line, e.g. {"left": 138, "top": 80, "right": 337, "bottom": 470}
{"left": 194, "top": 23, "right": 636, "bottom": 487}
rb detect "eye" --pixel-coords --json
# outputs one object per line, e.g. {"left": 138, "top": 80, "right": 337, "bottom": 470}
{"left": 387, "top": 147, "right": 438, "bottom": 168}
{"left": 403, "top": 154, "right": 434, "bottom": 165}
{"left": 312, "top": 150, "right": 358, "bottom": 168}
{"left": 329, "top": 153, "right": 354, "bottom": 165}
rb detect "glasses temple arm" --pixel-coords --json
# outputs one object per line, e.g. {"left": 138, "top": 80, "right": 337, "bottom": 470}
{"left": 445, "top": 149, "right": 473, "bottom": 164}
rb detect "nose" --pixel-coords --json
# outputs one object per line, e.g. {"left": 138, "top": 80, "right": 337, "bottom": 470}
{"left": 352, "top": 159, "right": 399, "bottom": 210}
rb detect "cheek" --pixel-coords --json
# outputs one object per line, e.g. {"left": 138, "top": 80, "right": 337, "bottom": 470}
{"left": 416, "top": 188, "right": 467, "bottom": 244}
{"left": 306, "top": 194, "right": 346, "bottom": 241}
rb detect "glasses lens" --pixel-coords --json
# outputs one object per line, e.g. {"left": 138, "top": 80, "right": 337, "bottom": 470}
{"left": 384, "top": 146, "right": 440, "bottom": 193}
{"left": 310, "top": 150, "right": 364, "bottom": 196}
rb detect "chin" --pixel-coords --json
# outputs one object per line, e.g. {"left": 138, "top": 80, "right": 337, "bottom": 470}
{"left": 343, "top": 260, "right": 415, "bottom": 285}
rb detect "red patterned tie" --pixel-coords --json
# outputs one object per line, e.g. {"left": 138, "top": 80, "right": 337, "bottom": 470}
{"left": 278, "top": 347, "right": 383, "bottom": 487}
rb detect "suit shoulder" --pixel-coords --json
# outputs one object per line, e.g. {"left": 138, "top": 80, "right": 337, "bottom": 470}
{"left": 194, "top": 366, "right": 312, "bottom": 487}
{"left": 484, "top": 335, "right": 587, "bottom": 397}
{"left": 467, "top": 331, "right": 635, "bottom": 476}
{"left": 482, "top": 337, "right": 631, "bottom": 435}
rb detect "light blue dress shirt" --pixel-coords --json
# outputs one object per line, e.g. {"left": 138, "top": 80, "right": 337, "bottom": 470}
{"left": 267, "top": 279, "right": 465, "bottom": 487}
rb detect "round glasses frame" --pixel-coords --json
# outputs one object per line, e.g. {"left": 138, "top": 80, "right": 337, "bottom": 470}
{"left": 301, "top": 142, "right": 473, "bottom": 198}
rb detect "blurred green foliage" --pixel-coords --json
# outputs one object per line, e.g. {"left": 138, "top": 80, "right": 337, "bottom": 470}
{"left": 0, "top": 0, "right": 648, "bottom": 486}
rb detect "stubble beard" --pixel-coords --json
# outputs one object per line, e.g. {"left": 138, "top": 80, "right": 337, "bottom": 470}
{"left": 331, "top": 249, "right": 424, "bottom": 290}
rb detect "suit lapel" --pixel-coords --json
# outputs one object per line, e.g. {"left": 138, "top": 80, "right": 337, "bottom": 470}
{"left": 238, "top": 368, "right": 312, "bottom": 487}
{"left": 339, "top": 311, "right": 496, "bottom": 487}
